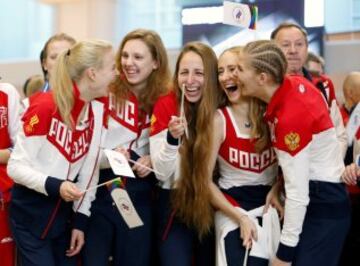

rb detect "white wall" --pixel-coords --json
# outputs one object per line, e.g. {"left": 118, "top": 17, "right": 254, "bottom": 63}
{"left": 325, "top": 40, "right": 360, "bottom": 103}
{"left": 0, "top": 0, "right": 118, "bottom": 96}
{"left": 55, "top": 0, "right": 117, "bottom": 43}
{"left": 0, "top": 60, "right": 41, "bottom": 97}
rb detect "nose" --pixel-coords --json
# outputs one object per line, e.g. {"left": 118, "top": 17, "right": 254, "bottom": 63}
{"left": 123, "top": 56, "right": 133, "bottom": 66}
{"left": 289, "top": 43, "right": 297, "bottom": 53}
{"left": 186, "top": 73, "right": 194, "bottom": 84}
{"left": 230, "top": 67, "right": 239, "bottom": 80}
{"left": 222, "top": 70, "right": 230, "bottom": 80}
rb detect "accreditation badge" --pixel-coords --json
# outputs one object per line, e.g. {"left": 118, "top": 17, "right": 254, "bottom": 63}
{"left": 111, "top": 188, "right": 143, "bottom": 228}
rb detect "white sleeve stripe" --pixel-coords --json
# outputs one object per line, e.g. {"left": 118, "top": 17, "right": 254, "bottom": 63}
{"left": 276, "top": 143, "right": 310, "bottom": 247}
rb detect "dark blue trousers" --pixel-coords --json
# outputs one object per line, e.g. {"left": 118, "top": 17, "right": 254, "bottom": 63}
{"left": 156, "top": 188, "right": 215, "bottom": 266}
{"left": 10, "top": 218, "right": 76, "bottom": 266}
{"left": 292, "top": 181, "right": 351, "bottom": 266}
{"left": 339, "top": 193, "right": 360, "bottom": 266}
{"left": 83, "top": 174, "right": 155, "bottom": 266}
{"left": 222, "top": 185, "right": 270, "bottom": 266}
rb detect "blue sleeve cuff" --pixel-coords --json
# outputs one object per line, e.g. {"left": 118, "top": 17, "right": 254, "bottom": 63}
{"left": 166, "top": 131, "right": 179, "bottom": 146}
{"left": 276, "top": 242, "right": 296, "bottom": 263}
{"left": 45, "top": 176, "right": 63, "bottom": 198}
{"left": 73, "top": 212, "right": 89, "bottom": 232}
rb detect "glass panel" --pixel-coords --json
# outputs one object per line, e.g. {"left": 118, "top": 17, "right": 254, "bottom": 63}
{"left": 0, "top": 0, "right": 54, "bottom": 61}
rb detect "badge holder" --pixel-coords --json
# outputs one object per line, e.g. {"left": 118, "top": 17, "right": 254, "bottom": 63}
{"left": 110, "top": 187, "right": 143, "bottom": 228}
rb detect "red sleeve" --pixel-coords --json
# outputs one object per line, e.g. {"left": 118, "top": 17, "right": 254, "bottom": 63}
{"left": 22, "top": 93, "right": 55, "bottom": 136}
{"left": 150, "top": 92, "right": 178, "bottom": 136}
{"left": 340, "top": 105, "right": 350, "bottom": 126}
{"left": 274, "top": 82, "right": 333, "bottom": 156}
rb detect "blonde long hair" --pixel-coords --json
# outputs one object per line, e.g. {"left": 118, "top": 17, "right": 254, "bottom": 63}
{"left": 110, "top": 29, "right": 171, "bottom": 114}
{"left": 218, "top": 46, "right": 270, "bottom": 152}
{"left": 51, "top": 39, "right": 112, "bottom": 128}
{"left": 171, "top": 42, "right": 220, "bottom": 239}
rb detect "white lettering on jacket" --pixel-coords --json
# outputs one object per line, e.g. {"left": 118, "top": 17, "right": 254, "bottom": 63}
{"left": 229, "top": 147, "right": 276, "bottom": 171}
{"left": 109, "top": 97, "right": 135, "bottom": 127}
{"left": 48, "top": 118, "right": 91, "bottom": 161}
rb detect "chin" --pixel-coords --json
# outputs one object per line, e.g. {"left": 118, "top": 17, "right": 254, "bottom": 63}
{"left": 185, "top": 95, "right": 201, "bottom": 103}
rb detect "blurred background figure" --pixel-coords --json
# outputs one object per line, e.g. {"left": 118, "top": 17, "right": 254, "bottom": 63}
{"left": 339, "top": 71, "right": 360, "bottom": 266}
{"left": 305, "top": 52, "right": 325, "bottom": 76}
{"left": 341, "top": 72, "right": 360, "bottom": 129}
{"left": 22, "top": 75, "right": 45, "bottom": 97}
{"left": 40, "top": 33, "right": 76, "bottom": 92}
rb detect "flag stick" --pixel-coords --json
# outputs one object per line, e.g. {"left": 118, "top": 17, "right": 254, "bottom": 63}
{"left": 180, "top": 84, "right": 189, "bottom": 139}
{"left": 82, "top": 176, "right": 121, "bottom": 193}
{"left": 128, "top": 158, "right": 164, "bottom": 176}
{"left": 180, "top": 83, "right": 185, "bottom": 119}
{"left": 243, "top": 246, "right": 249, "bottom": 266}
{"left": 83, "top": 160, "right": 164, "bottom": 193}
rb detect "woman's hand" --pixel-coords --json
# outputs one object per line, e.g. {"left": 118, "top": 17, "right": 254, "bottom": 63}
{"left": 237, "top": 214, "right": 257, "bottom": 249}
{"left": 168, "top": 116, "right": 185, "bottom": 139}
{"left": 342, "top": 163, "right": 360, "bottom": 186}
{"left": 133, "top": 155, "right": 152, "bottom": 178}
{"left": 114, "top": 146, "right": 130, "bottom": 160}
{"left": 66, "top": 229, "right": 84, "bottom": 257}
{"left": 264, "top": 182, "right": 284, "bottom": 220}
{"left": 59, "top": 181, "right": 83, "bottom": 202}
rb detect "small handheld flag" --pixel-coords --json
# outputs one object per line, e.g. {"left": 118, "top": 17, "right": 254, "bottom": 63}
{"left": 104, "top": 149, "right": 136, "bottom": 178}
{"left": 180, "top": 84, "right": 189, "bottom": 139}
{"left": 223, "top": 1, "right": 258, "bottom": 30}
{"left": 82, "top": 176, "right": 121, "bottom": 193}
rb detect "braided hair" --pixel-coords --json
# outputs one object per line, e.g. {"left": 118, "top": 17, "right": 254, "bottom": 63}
{"left": 243, "top": 40, "right": 287, "bottom": 84}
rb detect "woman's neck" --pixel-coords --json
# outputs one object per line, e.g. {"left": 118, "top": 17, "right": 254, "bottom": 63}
{"left": 77, "top": 79, "right": 92, "bottom": 103}
{"left": 230, "top": 100, "right": 250, "bottom": 119}
{"left": 230, "top": 100, "right": 252, "bottom": 131}
{"left": 259, "top": 83, "right": 279, "bottom": 103}
{"left": 130, "top": 82, "right": 147, "bottom": 97}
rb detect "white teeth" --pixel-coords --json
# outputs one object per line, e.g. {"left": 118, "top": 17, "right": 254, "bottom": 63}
{"left": 225, "top": 84, "right": 236, "bottom": 88}
{"left": 126, "top": 69, "right": 137, "bottom": 74}
{"left": 186, "top": 87, "right": 199, "bottom": 92}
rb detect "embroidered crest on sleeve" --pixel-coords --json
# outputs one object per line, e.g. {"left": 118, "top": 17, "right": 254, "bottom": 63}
{"left": 25, "top": 114, "right": 39, "bottom": 134}
{"left": 284, "top": 132, "right": 300, "bottom": 151}
{"left": 150, "top": 114, "right": 156, "bottom": 133}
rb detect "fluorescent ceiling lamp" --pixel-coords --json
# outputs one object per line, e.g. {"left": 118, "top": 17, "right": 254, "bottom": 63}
{"left": 304, "top": 0, "right": 324, "bottom": 27}
{"left": 182, "top": 6, "right": 223, "bottom": 25}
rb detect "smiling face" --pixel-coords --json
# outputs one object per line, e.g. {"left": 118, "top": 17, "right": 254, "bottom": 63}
{"left": 218, "top": 50, "right": 243, "bottom": 103}
{"left": 273, "top": 27, "right": 308, "bottom": 75}
{"left": 177, "top": 51, "right": 205, "bottom": 103}
{"left": 120, "top": 39, "right": 158, "bottom": 92}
